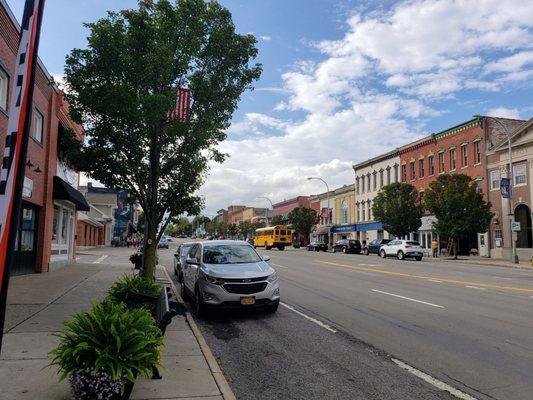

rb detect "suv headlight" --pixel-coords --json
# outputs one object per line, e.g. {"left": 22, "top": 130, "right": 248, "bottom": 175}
{"left": 267, "top": 273, "right": 278, "bottom": 283}
{"left": 204, "top": 275, "right": 224, "bottom": 285}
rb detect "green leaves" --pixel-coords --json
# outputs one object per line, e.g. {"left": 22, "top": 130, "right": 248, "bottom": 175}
{"left": 372, "top": 183, "right": 424, "bottom": 238}
{"left": 49, "top": 301, "right": 163, "bottom": 383}
{"left": 106, "top": 274, "right": 162, "bottom": 311}
{"left": 287, "top": 207, "right": 319, "bottom": 239}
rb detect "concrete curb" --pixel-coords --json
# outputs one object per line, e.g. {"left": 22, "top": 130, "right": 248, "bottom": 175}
{"left": 161, "top": 267, "right": 237, "bottom": 400}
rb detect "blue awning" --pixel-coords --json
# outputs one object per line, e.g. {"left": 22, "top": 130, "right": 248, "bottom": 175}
{"left": 331, "top": 224, "right": 357, "bottom": 233}
{"left": 355, "top": 222, "right": 383, "bottom": 231}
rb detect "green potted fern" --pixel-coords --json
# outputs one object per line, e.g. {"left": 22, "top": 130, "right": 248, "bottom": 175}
{"left": 50, "top": 300, "right": 163, "bottom": 400}
{"left": 106, "top": 275, "right": 162, "bottom": 315}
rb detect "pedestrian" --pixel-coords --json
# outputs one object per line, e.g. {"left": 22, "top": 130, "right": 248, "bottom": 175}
{"left": 431, "top": 238, "right": 438, "bottom": 258}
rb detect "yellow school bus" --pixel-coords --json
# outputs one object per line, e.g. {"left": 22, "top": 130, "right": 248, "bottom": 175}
{"left": 254, "top": 225, "right": 292, "bottom": 250}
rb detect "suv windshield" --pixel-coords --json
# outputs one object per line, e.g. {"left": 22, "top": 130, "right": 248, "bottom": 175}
{"left": 203, "top": 244, "right": 262, "bottom": 264}
{"left": 180, "top": 244, "right": 193, "bottom": 256}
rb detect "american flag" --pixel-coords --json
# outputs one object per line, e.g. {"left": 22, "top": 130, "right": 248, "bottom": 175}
{"left": 168, "top": 87, "right": 190, "bottom": 121}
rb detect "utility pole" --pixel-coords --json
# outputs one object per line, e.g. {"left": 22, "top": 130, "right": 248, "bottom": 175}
{"left": 307, "top": 177, "right": 332, "bottom": 250}
{"left": 257, "top": 196, "right": 273, "bottom": 226}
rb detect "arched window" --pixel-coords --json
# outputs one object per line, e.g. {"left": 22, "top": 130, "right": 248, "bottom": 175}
{"left": 342, "top": 200, "right": 348, "bottom": 224}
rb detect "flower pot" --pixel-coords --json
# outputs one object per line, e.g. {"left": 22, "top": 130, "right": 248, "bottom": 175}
{"left": 70, "top": 368, "right": 125, "bottom": 400}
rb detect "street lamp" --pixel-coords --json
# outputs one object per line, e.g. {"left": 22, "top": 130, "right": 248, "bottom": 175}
{"left": 257, "top": 196, "right": 273, "bottom": 226}
{"left": 490, "top": 117, "right": 519, "bottom": 264}
{"left": 307, "top": 176, "right": 332, "bottom": 250}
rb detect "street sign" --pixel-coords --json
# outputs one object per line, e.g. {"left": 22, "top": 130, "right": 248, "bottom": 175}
{"left": 511, "top": 221, "right": 521, "bottom": 231}
{"left": 500, "top": 178, "right": 511, "bottom": 199}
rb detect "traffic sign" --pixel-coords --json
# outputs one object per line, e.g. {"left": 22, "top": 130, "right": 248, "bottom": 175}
{"left": 511, "top": 221, "right": 521, "bottom": 231}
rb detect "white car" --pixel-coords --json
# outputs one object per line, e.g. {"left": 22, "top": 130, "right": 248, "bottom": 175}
{"left": 379, "top": 240, "right": 423, "bottom": 261}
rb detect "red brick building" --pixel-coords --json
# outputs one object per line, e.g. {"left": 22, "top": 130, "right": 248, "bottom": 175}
{"left": 399, "top": 116, "right": 525, "bottom": 255}
{"left": 0, "top": 0, "right": 88, "bottom": 274}
{"left": 272, "top": 196, "right": 310, "bottom": 217}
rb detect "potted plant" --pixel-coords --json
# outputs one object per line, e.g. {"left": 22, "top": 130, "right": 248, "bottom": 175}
{"left": 50, "top": 300, "right": 163, "bottom": 400}
{"left": 107, "top": 275, "right": 162, "bottom": 314}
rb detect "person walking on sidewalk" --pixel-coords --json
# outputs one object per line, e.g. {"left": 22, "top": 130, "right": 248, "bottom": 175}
{"left": 432, "top": 238, "right": 439, "bottom": 258}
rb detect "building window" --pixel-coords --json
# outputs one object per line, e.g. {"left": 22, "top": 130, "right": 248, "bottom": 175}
{"left": 356, "top": 203, "right": 360, "bottom": 222}
{"left": 386, "top": 167, "right": 391, "bottom": 185}
{"left": 490, "top": 170, "right": 500, "bottom": 191}
{"left": 419, "top": 191, "right": 424, "bottom": 203}
{"left": 362, "top": 202, "right": 366, "bottom": 220}
{"left": 461, "top": 144, "right": 468, "bottom": 167}
{"left": 361, "top": 176, "right": 365, "bottom": 193}
{"left": 410, "top": 161, "right": 416, "bottom": 180}
{"left": 428, "top": 155, "right": 435, "bottom": 175}
{"left": 401, "top": 164, "right": 406, "bottom": 181}
{"left": 494, "top": 229, "right": 502, "bottom": 239}
{"left": 368, "top": 201, "right": 372, "bottom": 220}
{"left": 356, "top": 177, "right": 360, "bottom": 194}
{"left": 31, "top": 109, "right": 44, "bottom": 143}
{"left": 513, "top": 164, "right": 526, "bottom": 186}
{"left": 342, "top": 200, "right": 348, "bottom": 224}
{"left": 367, "top": 174, "right": 371, "bottom": 191}
{"left": 419, "top": 159, "right": 425, "bottom": 178}
{"left": 475, "top": 179, "right": 483, "bottom": 193}
{"left": 379, "top": 169, "right": 384, "bottom": 188}
{"left": 449, "top": 148, "right": 456, "bottom": 170}
{"left": 373, "top": 172, "right": 377, "bottom": 191}
{"left": 0, "top": 67, "right": 8, "bottom": 112}
{"left": 474, "top": 141, "right": 481, "bottom": 164}
{"left": 394, "top": 165, "right": 399, "bottom": 182}
{"left": 438, "top": 152, "right": 445, "bottom": 173}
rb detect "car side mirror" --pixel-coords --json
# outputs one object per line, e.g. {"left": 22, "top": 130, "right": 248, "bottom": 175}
{"left": 186, "top": 257, "right": 198, "bottom": 265}
{"left": 262, "top": 255, "right": 271, "bottom": 262}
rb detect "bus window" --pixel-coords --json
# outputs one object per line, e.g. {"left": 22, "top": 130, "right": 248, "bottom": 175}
{"left": 280, "top": 229, "right": 286, "bottom": 235}
{"left": 275, "top": 230, "right": 279, "bottom": 235}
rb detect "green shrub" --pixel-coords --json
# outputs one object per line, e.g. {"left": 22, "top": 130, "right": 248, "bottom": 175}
{"left": 50, "top": 300, "right": 163, "bottom": 383}
{"left": 106, "top": 275, "right": 162, "bottom": 311}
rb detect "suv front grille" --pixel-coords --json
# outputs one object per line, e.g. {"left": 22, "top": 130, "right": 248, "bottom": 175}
{"left": 223, "top": 282, "right": 268, "bottom": 294}
{"left": 221, "top": 276, "right": 268, "bottom": 283}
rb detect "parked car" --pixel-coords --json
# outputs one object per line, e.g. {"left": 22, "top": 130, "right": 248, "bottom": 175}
{"left": 180, "top": 240, "right": 280, "bottom": 317}
{"left": 174, "top": 242, "right": 195, "bottom": 281}
{"left": 307, "top": 241, "right": 328, "bottom": 252}
{"left": 379, "top": 240, "right": 423, "bottom": 261}
{"left": 363, "top": 238, "right": 391, "bottom": 255}
{"left": 332, "top": 239, "right": 361, "bottom": 254}
{"left": 157, "top": 237, "right": 169, "bottom": 249}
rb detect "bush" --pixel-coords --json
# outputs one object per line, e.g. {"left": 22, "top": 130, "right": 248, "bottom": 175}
{"left": 106, "top": 275, "right": 162, "bottom": 312}
{"left": 50, "top": 301, "right": 163, "bottom": 386}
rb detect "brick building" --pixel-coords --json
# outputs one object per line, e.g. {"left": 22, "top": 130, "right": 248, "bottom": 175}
{"left": 272, "top": 196, "right": 310, "bottom": 217}
{"left": 398, "top": 116, "right": 525, "bottom": 255}
{"left": 227, "top": 205, "right": 246, "bottom": 224}
{"left": 0, "top": 0, "right": 88, "bottom": 274}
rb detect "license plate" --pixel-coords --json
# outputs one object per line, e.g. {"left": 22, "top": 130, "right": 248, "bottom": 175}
{"left": 240, "top": 296, "right": 255, "bottom": 305}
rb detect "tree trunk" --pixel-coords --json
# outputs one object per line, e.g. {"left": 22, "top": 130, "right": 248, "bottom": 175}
{"left": 142, "top": 219, "right": 158, "bottom": 279}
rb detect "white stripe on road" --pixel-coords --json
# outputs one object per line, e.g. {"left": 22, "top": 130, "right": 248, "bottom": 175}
{"left": 392, "top": 359, "right": 478, "bottom": 400}
{"left": 428, "top": 279, "right": 442, "bottom": 283}
{"left": 280, "top": 302, "right": 337, "bottom": 333}
{"left": 465, "top": 285, "right": 486, "bottom": 291}
{"left": 92, "top": 255, "right": 108, "bottom": 264}
{"left": 271, "top": 263, "right": 289, "bottom": 269}
{"left": 371, "top": 289, "right": 444, "bottom": 309}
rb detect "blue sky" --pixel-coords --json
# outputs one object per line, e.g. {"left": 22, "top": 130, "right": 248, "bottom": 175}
{"left": 7, "top": 0, "right": 533, "bottom": 215}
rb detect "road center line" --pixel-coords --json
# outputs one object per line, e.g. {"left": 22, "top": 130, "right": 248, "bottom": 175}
{"left": 270, "top": 263, "right": 289, "bottom": 269}
{"left": 316, "top": 260, "right": 533, "bottom": 293}
{"left": 392, "top": 359, "right": 478, "bottom": 400}
{"left": 280, "top": 302, "right": 337, "bottom": 333}
{"left": 428, "top": 279, "right": 442, "bottom": 283}
{"left": 92, "top": 255, "right": 108, "bottom": 264}
{"left": 371, "top": 289, "right": 444, "bottom": 308}
{"left": 465, "top": 285, "right": 486, "bottom": 290}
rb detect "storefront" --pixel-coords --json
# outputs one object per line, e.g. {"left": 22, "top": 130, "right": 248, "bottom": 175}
{"left": 355, "top": 222, "right": 384, "bottom": 246}
{"left": 332, "top": 224, "right": 356, "bottom": 241}
{"left": 12, "top": 203, "right": 40, "bottom": 276}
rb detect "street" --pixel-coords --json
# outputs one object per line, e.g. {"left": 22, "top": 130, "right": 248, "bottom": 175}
{"left": 155, "top": 241, "right": 533, "bottom": 400}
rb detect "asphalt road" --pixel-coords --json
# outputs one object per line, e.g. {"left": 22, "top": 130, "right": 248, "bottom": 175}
{"left": 157, "top": 242, "right": 533, "bottom": 400}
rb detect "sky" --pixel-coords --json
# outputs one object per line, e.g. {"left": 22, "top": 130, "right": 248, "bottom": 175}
{"left": 7, "top": 0, "right": 533, "bottom": 217}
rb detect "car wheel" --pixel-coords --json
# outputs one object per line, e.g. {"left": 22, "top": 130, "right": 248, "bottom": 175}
{"left": 397, "top": 250, "right": 404, "bottom": 260}
{"left": 342, "top": 247, "right": 347, "bottom": 253}
{"left": 265, "top": 300, "right": 279, "bottom": 314}
{"left": 278, "top": 246, "right": 285, "bottom": 251}
{"left": 415, "top": 256, "right": 422, "bottom": 261}
{"left": 380, "top": 250, "right": 387, "bottom": 258}
{"left": 194, "top": 287, "right": 207, "bottom": 319}
{"left": 364, "top": 248, "right": 369, "bottom": 256}
{"left": 332, "top": 247, "right": 336, "bottom": 253}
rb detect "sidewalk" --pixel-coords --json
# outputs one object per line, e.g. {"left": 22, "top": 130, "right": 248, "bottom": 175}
{"left": 424, "top": 255, "right": 533, "bottom": 270}
{"left": 0, "top": 262, "right": 232, "bottom": 400}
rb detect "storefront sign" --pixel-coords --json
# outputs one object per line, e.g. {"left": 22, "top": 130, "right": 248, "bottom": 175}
{"left": 332, "top": 224, "right": 357, "bottom": 233}
{"left": 56, "top": 159, "right": 79, "bottom": 188}
{"left": 22, "top": 177, "right": 33, "bottom": 199}
{"left": 511, "top": 221, "right": 521, "bottom": 231}
{"left": 355, "top": 222, "right": 383, "bottom": 232}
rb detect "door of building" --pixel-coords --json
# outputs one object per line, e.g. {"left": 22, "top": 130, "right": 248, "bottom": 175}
{"left": 13, "top": 204, "right": 39, "bottom": 275}
{"left": 478, "top": 232, "right": 489, "bottom": 257}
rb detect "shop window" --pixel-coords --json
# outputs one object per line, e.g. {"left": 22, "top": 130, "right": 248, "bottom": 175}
{"left": 449, "top": 148, "right": 456, "bottom": 170}
{"left": 419, "top": 159, "right": 425, "bottom": 178}
{"left": 490, "top": 170, "right": 500, "bottom": 190}
{"left": 428, "top": 155, "right": 435, "bottom": 175}
{"left": 0, "top": 67, "right": 8, "bottom": 112}
{"left": 410, "top": 161, "right": 416, "bottom": 180}
{"left": 513, "top": 164, "right": 526, "bottom": 186}
{"left": 474, "top": 141, "right": 481, "bottom": 164}
{"left": 52, "top": 205, "right": 60, "bottom": 244}
{"left": 461, "top": 144, "right": 468, "bottom": 167}
{"left": 438, "top": 152, "right": 445, "bottom": 173}
{"left": 31, "top": 108, "right": 44, "bottom": 143}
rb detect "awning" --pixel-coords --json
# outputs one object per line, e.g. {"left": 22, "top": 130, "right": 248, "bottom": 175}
{"left": 77, "top": 212, "right": 103, "bottom": 227}
{"left": 53, "top": 176, "right": 90, "bottom": 211}
{"left": 314, "top": 225, "right": 332, "bottom": 235}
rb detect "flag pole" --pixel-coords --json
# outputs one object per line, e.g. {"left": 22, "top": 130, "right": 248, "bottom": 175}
{"left": 0, "top": 0, "right": 46, "bottom": 354}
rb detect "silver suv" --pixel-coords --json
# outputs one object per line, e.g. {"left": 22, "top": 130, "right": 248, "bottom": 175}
{"left": 180, "top": 240, "right": 280, "bottom": 317}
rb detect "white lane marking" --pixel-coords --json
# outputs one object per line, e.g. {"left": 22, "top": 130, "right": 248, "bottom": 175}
{"left": 428, "top": 279, "right": 442, "bottom": 283}
{"left": 392, "top": 358, "right": 478, "bottom": 400}
{"left": 280, "top": 302, "right": 337, "bottom": 333}
{"left": 371, "top": 289, "right": 444, "bottom": 309}
{"left": 359, "top": 263, "right": 379, "bottom": 267}
{"left": 465, "top": 285, "right": 486, "bottom": 291}
{"left": 270, "top": 263, "right": 289, "bottom": 269}
{"left": 92, "top": 255, "right": 108, "bottom": 264}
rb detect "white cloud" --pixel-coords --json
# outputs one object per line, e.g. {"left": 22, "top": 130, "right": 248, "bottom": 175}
{"left": 486, "top": 107, "right": 521, "bottom": 119}
{"left": 259, "top": 35, "right": 271, "bottom": 41}
{"left": 200, "top": 0, "right": 533, "bottom": 213}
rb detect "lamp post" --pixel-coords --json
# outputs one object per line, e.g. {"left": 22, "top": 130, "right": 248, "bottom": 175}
{"left": 257, "top": 196, "right": 273, "bottom": 226}
{"left": 490, "top": 117, "right": 518, "bottom": 264}
{"left": 307, "top": 177, "right": 332, "bottom": 250}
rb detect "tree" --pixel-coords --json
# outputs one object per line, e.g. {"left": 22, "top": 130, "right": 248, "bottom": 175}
{"left": 287, "top": 207, "right": 318, "bottom": 244}
{"left": 271, "top": 215, "right": 286, "bottom": 226}
{"left": 424, "top": 174, "right": 493, "bottom": 259}
{"left": 372, "top": 182, "right": 423, "bottom": 238}
{"left": 64, "top": 0, "right": 261, "bottom": 277}
{"left": 227, "top": 223, "right": 238, "bottom": 237}
{"left": 238, "top": 220, "right": 254, "bottom": 239}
